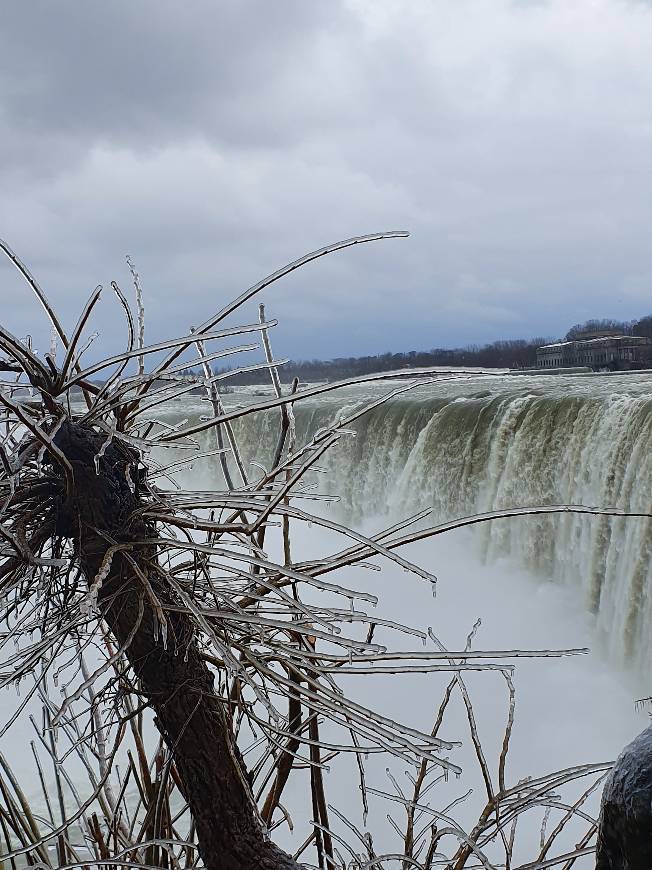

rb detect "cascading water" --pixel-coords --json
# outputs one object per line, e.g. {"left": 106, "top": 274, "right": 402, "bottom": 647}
{"left": 3, "top": 373, "right": 649, "bottom": 867}
{"left": 167, "top": 371, "right": 652, "bottom": 674}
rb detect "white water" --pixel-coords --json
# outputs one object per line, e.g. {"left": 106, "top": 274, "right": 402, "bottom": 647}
{"left": 2, "top": 371, "right": 651, "bottom": 864}
{"left": 266, "top": 521, "right": 646, "bottom": 865}
{"left": 147, "top": 371, "right": 651, "bottom": 861}
{"left": 215, "top": 372, "right": 652, "bottom": 675}
{"left": 2, "top": 519, "right": 644, "bottom": 865}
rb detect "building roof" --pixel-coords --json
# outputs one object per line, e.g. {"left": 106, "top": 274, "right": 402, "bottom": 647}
{"left": 538, "top": 335, "right": 650, "bottom": 350}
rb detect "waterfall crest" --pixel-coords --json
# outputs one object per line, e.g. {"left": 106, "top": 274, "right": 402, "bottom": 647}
{"left": 167, "top": 374, "right": 652, "bottom": 670}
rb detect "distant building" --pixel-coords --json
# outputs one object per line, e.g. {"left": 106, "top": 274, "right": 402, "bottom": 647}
{"left": 536, "top": 334, "right": 652, "bottom": 370}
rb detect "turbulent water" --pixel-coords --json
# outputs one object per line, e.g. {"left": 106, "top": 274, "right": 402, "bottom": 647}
{"left": 3, "top": 371, "right": 651, "bottom": 866}
{"left": 171, "top": 371, "right": 652, "bottom": 674}
{"left": 149, "top": 370, "right": 652, "bottom": 863}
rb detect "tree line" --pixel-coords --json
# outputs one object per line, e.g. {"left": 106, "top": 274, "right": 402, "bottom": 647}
{"left": 214, "top": 313, "right": 652, "bottom": 384}
{"left": 565, "top": 315, "right": 652, "bottom": 340}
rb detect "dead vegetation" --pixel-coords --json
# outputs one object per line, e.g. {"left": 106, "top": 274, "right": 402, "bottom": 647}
{"left": 0, "top": 232, "right": 644, "bottom": 869}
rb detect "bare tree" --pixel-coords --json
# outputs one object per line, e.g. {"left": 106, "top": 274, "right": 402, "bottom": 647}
{"left": 0, "top": 233, "right": 646, "bottom": 869}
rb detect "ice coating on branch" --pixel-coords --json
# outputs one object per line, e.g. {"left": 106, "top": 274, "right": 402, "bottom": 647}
{"left": 127, "top": 255, "right": 146, "bottom": 377}
{"left": 93, "top": 431, "right": 113, "bottom": 475}
{"left": 81, "top": 547, "right": 118, "bottom": 617}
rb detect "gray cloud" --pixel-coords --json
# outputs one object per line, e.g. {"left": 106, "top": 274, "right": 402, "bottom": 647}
{"left": 2, "top": 0, "right": 652, "bottom": 362}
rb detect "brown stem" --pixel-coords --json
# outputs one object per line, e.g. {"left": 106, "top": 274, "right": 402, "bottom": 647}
{"left": 261, "top": 668, "right": 302, "bottom": 825}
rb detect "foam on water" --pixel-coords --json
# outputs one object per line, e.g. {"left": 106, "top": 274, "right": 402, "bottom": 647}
{"left": 260, "top": 519, "right": 647, "bottom": 865}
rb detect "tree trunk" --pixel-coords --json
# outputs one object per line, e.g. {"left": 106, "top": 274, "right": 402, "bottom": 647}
{"left": 54, "top": 422, "right": 300, "bottom": 870}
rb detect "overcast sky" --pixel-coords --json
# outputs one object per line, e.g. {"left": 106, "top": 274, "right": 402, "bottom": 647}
{"left": 2, "top": 0, "right": 652, "bottom": 362}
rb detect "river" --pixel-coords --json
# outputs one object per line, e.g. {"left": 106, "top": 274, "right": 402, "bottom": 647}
{"left": 165, "top": 371, "right": 652, "bottom": 863}
{"left": 2, "top": 370, "right": 650, "bottom": 866}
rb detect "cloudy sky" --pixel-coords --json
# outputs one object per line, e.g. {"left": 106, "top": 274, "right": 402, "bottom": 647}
{"left": 2, "top": 0, "right": 652, "bottom": 361}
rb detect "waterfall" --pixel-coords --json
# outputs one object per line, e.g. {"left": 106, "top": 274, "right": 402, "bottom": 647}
{"left": 160, "top": 373, "right": 652, "bottom": 672}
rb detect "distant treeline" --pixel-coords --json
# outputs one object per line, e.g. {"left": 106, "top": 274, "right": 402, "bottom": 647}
{"left": 565, "top": 316, "right": 652, "bottom": 340}
{"left": 213, "top": 314, "right": 652, "bottom": 385}
{"left": 215, "top": 338, "right": 549, "bottom": 385}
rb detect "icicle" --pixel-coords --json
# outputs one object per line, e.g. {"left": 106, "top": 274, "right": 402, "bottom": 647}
{"left": 94, "top": 431, "right": 113, "bottom": 475}
{"left": 160, "top": 618, "right": 168, "bottom": 651}
{"left": 124, "top": 463, "right": 135, "bottom": 493}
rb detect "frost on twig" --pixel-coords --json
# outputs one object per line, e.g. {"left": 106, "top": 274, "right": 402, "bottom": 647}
{"left": 126, "top": 255, "right": 146, "bottom": 378}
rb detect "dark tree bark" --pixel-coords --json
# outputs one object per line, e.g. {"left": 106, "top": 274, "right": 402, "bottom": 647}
{"left": 54, "top": 422, "right": 300, "bottom": 870}
{"left": 596, "top": 724, "right": 652, "bottom": 870}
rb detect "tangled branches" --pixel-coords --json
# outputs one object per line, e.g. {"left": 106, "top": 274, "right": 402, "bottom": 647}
{"left": 0, "top": 234, "right": 643, "bottom": 869}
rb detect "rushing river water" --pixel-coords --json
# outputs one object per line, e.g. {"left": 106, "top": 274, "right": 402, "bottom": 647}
{"left": 154, "top": 370, "right": 652, "bottom": 863}
{"left": 2, "top": 370, "right": 651, "bottom": 865}
{"left": 168, "top": 370, "right": 652, "bottom": 675}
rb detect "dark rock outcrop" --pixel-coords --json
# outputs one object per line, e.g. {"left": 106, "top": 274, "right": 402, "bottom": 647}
{"left": 596, "top": 724, "right": 652, "bottom": 869}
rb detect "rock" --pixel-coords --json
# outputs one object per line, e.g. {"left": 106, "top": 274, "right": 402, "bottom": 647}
{"left": 596, "top": 724, "right": 652, "bottom": 869}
